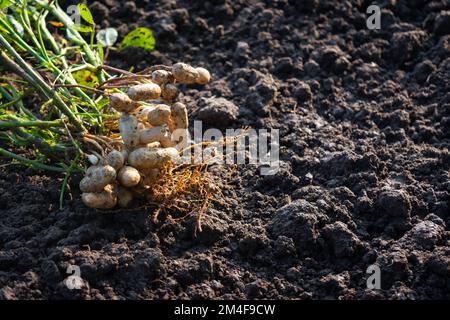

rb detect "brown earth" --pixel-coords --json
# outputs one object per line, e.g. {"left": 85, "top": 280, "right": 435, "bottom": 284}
{"left": 0, "top": 0, "right": 449, "bottom": 299}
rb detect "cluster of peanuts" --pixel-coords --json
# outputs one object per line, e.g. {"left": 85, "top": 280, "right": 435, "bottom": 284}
{"left": 80, "top": 63, "right": 211, "bottom": 209}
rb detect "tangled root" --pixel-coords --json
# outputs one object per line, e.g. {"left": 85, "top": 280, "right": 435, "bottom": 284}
{"left": 146, "top": 162, "right": 219, "bottom": 234}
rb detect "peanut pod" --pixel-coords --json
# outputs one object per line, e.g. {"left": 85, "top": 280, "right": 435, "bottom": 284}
{"left": 139, "top": 125, "right": 173, "bottom": 147}
{"left": 127, "top": 83, "right": 161, "bottom": 101}
{"left": 106, "top": 150, "right": 125, "bottom": 171}
{"left": 147, "top": 104, "right": 171, "bottom": 126}
{"left": 171, "top": 128, "right": 189, "bottom": 150}
{"left": 109, "top": 93, "right": 138, "bottom": 113}
{"left": 151, "top": 70, "right": 172, "bottom": 85}
{"left": 172, "top": 62, "right": 199, "bottom": 84}
{"left": 87, "top": 154, "right": 99, "bottom": 165}
{"left": 161, "top": 83, "right": 179, "bottom": 101}
{"left": 170, "top": 102, "right": 188, "bottom": 130}
{"left": 195, "top": 67, "right": 211, "bottom": 85}
{"left": 119, "top": 114, "right": 140, "bottom": 148}
{"left": 128, "top": 147, "right": 179, "bottom": 169}
{"left": 118, "top": 166, "right": 141, "bottom": 187}
{"left": 82, "top": 184, "right": 117, "bottom": 209}
{"left": 80, "top": 165, "right": 116, "bottom": 193}
{"left": 86, "top": 165, "right": 100, "bottom": 176}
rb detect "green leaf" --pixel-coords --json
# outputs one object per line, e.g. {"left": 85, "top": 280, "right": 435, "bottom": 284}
{"left": 120, "top": 27, "right": 156, "bottom": 52}
{"left": 0, "top": 0, "right": 13, "bottom": 10}
{"left": 96, "top": 28, "right": 118, "bottom": 47}
{"left": 77, "top": 3, "right": 95, "bottom": 25}
{"left": 96, "top": 97, "right": 110, "bottom": 110}
{"left": 74, "top": 24, "right": 93, "bottom": 33}
{"left": 6, "top": 15, "right": 24, "bottom": 37}
{"left": 72, "top": 70, "right": 99, "bottom": 88}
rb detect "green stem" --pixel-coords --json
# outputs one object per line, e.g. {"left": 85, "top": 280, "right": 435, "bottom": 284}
{"left": 36, "top": 11, "right": 99, "bottom": 108}
{"left": 11, "top": 126, "right": 67, "bottom": 155}
{"left": 0, "top": 147, "right": 66, "bottom": 172}
{"left": 0, "top": 85, "right": 35, "bottom": 118}
{"left": 0, "top": 119, "right": 63, "bottom": 128}
{"left": 0, "top": 38, "right": 85, "bottom": 132}
{"left": 59, "top": 155, "right": 79, "bottom": 210}
{"left": 0, "top": 17, "right": 47, "bottom": 65}
{"left": 0, "top": 96, "right": 23, "bottom": 110}
{"left": 1, "top": 11, "right": 98, "bottom": 111}
{"left": 33, "top": 0, "right": 106, "bottom": 82}
{"left": 16, "top": 9, "right": 43, "bottom": 56}
{"left": 59, "top": 169, "right": 70, "bottom": 209}
{"left": 0, "top": 87, "right": 31, "bottom": 119}
{"left": 0, "top": 15, "right": 74, "bottom": 102}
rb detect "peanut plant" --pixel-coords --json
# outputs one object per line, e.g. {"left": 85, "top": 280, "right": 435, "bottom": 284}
{"left": 0, "top": 1, "right": 215, "bottom": 227}
{"left": 81, "top": 63, "right": 211, "bottom": 210}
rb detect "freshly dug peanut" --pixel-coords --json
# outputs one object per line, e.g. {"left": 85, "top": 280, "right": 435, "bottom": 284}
{"left": 133, "top": 105, "right": 153, "bottom": 120}
{"left": 170, "top": 102, "right": 188, "bottom": 130}
{"left": 106, "top": 150, "right": 125, "bottom": 171}
{"left": 152, "top": 70, "right": 171, "bottom": 85}
{"left": 80, "top": 165, "right": 116, "bottom": 193}
{"left": 172, "top": 63, "right": 199, "bottom": 84}
{"left": 128, "top": 147, "right": 179, "bottom": 169}
{"left": 127, "top": 83, "right": 161, "bottom": 101}
{"left": 119, "top": 114, "right": 140, "bottom": 148}
{"left": 109, "top": 93, "right": 138, "bottom": 113}
{"left": 82, "top": 184, "right": 117, "bottom": 209}
{"left": 147, "top": 104, "right": 171, "bottom": 126}
{"left": 195, "top": 67, "right": 211, "bottom": 85}
{"left": 139, "top": 125, "right": 171, "bottom": 145}
{"left": 86, "top": 165, "right": 100, "bottom": 176}
{"left": 161, "top": 83, "right": 179, "bottom": 101}
{"left": 117, "top": 187, "right": 133, "bottom": 208}
{"left": 118, "top": 166, "right": 141, "bottom": 187}
{"left": 160, "top": 135, "right": 175, "bottom": 148}
{"left": 87, "top": 154, "right": 99, "bottom": 165}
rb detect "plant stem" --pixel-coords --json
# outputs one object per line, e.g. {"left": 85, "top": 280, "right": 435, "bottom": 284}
{"left": 32, "top": 0, "right": 106, "bottom": 82}
{"left": 2, "top": 9, "right": 100, "bottom": 116}
{"left": 0, "top": 119, "right": 63, "bottom": 128}
{"left": 59, "top": 155, "right": 79, "bottom": 210}
{"left": 0, "top": 17, "right": 47, "bottom": 65}
{"left": 54, "top": 83, "right": 108, "bottom": 95}
{"left": 0, "top": 39, "right": 85, "bottom": 132}
{"left": 11, "top": 126, "right": 67, "bottom": 155}
{"left": 0, "top": 96, "right": 23, "bottom": 110}
{"left": 99, "top": 65, "right": 135, "bottom": 76}
{"left": 0, "top": 147, "right": 66, "bottom": 172}
{"left": 59, "top": 168, "right": 71, "bottom": 210}
{"left": 1, "top": 85, "right": 36, "bottom": 118}
{"left": 36, "top": 11, "right": 99, "bottom": 109}
{"left": 0, "top": 86, "right": 35, "bottom": 119}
